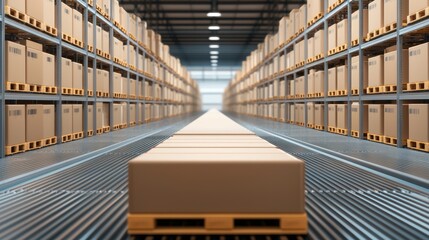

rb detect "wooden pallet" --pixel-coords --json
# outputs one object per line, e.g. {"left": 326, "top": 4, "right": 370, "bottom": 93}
{"left": 383, "top": 22, "right": 404, "bottom": 34}
{"left": 114, "top": 58, "right": 128, "bottom": 67}
{"left": 337, "top": 90, "right": 347, "bottom": 96}
{"left": 88, "top": 0, "right": 93, "bottom": 7}
{"left": 407, "top": 7, "right": 429, "bottom": 25}
{"left": 336, "top": 127, "right": 348, "bottom": 136}
{"left": 5, "top": 142, "right": 28, "bottom": 156}
{"left": 294, "top": 94, "right": 305, "bottom": 99}
{"left": 42, "top": 136, "right": 57, "bottom": 147}
{"left": 113, "top": 124, "right": 121, "bottom": 130}
{"left": 103, "top": 126, "right": 111, "bottom": 133}
{"left": 27, "top": 16, "right": 44, "bottom": 32}
{"left": 62, "top": 33, "right": 73, "bottom": 44}
{"left": 306, "top": 57, "right": 315, "bottom": 63}
{"left": 87, "top": 90, "right": 94, "bottom": 96}
{"left": 403, "top": 81, "right": 429, "bottom": 92}
{"left": 351, "top": 131, "right": 368, "bottom": 138}
{"left": 366, "top": 86, "right": 383, "bottom": 94}
{"left": 87, "top": 130, "right": 94, "bottom": 137}
{"left": 129, "top": 95, "right": 136, "bottom": 99}
{"left": 96, "top": 128, "right": 104, "bottom": 135}
{"left": 328, "top": 48, "right": 337, "bottom": 56}
{"left": 328, "top": 90, "right": 337, "bottom": 96}
{"left": 367, "top": 133, "right": 383, "bottom": 143}
{"left": 130, "top": 65, "right": 137, "bottom": 71}
{"left": 129, "top": 122, "right": 136, "bottom": 127}
{"left": 296, "top": 122, "right": 305, "bottom": 127}
{"left": 129, "top": 33, "right": 137, "bottom": 41}
{"left": 96, "top": 91, "right": 104, "bottom": 97}
{"left": 73, "top": 131, "right": 84, "bottom": 140}
{"left": 307, "top": 123, "right": 315, "bottom": 129}
{"left": 336, "top": 44, "right": 347, "bottom": 53}
{"left": 328, "top": 126, "right": 337, "bottom": 133}
{"left": 73, "top": 88, "right": 84, "bottom": 95}
{"left": 365, "top": 28, "right": 384, "bottom": 42}
{"left": 5, "top": 6, "right": 29, "bottom": 24}
{"left": 88, "top": 45, "right": 94, "bottom": 52}
{"left": 315, "top": 125, "right": 324, "bottom": 131}
{"left": 28, "top": 84, "right": 57, "bottom": 94}
{"left": 27, "top": 139, "right": 43, "bottom": 150}
{"left": 73, "top": 38, "right": 84, "bottom": 48}
{"left": 43, "top": 23, "right": 57, "bottom": 36}
{"left": 62, "top": 134, "right": 73, "bottom": 143}
{"left": 351, "top": 88, "right": 359, "bottom": 95}
{"left": 382, "top": 85, "right": 397, "bottom": 93}
{"left": 103, "top": 52, "right": 111, "bottom": 59}
{"left": 307, "top": 12, "right": 323, "bottom": 27}
{"left": 351, "top": 39, "right": 359, "bottom": 47}
{"left": 114, "top": 20, "right": 127, "bottom": 34}
{"left": 96, "top": 48, "right": 104, "bottom": 57}
{"left": 407, "top": 139, "right": 429, "bottom": 152}
{"left": 6, "top": 82, "right": 29, "bottom": 92}
{"left": 128, "top": 213, "right": 308, "bottom": 235}
{"left": 62, "top": 87, "right": 73, "bottom": 95}
{"left": 314, "top": 53, "right": 324, "bottom": 61}
{"left": 383, "top": 136, "right": 406, "bottom": 146}
{"left": 327, "top": 0, "right": 345, "bottom": 13}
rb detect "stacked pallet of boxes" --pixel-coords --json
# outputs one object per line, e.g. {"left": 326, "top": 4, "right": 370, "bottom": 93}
{"left": 223, "top": 0, "right": 429, "bottom": 152}
{"left": 3, "top": 0, "right": 201, "bottom": 156}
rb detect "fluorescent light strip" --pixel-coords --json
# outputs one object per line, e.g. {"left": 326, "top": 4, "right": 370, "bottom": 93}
{"left": 209, "top": 36, "right": 220, "bottom": 41}
{"left": 207, "top": 12, "right": 221, "bottom": 17}
{"left": 210, "top": 51, "right": 219, "bottom": 55}
{"left": 210, "top": 55, "right": 218, "bottom": 59}
{"left": 209, "top": 44, "right": 219, "bottom": 48}
{"left": 208, "top": 25, "right": 220, "bottom": 30}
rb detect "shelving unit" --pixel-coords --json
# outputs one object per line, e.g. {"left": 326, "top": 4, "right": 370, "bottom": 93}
{"left": 224, "top": 0, "right": 429, "bottom": 151}
{"left": 0, "top": 0, "right": 201, "bottom": 157}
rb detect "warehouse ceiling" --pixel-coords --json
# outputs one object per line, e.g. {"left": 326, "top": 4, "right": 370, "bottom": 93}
{"left": 119, "top": 0, "right": 306, "bottom": 67}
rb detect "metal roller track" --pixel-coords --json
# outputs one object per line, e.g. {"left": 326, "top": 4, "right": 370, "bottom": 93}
{"left": 0, "top": 113, "right": 428, "bottom": 239}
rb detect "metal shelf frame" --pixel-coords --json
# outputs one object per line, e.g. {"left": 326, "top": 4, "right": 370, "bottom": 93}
{"left": 0, "top": 0, "right": 200, "bottom": 157}
{"left": 224, "top": 0, "right": 429, "bottom": 149}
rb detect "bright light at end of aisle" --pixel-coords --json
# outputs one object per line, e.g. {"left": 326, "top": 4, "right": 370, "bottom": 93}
{"left": 211, "top": 63, "right": 218, "bottom": 67}
{"left": 207, "top": 12, "right": 221, "bottom": 17}
{"left": 209, "top": 36, "right": 220, "bottom": 41}
{"left": 209, "top": 45, "right": 219, "bottom": 48}
{"left": 208, "top": 25, "right": 220, "bottom": 30}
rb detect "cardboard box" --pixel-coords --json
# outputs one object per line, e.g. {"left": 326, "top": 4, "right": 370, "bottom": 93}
{"left": 96, "top": 25, "right": 102, "bottom": 50}
{"left": 384, "top": 104, "right": 409, "bottom": 139}
{"left": 351, "top": 103, "right": 368, "bottom": 133}
{"left": 299, "top": 4, "right": 306, "bottom": 30}
{"left": 328, "top": 23, "right": 337, "bottom": 50}
{"left": 308, "top": 70, "right": 315, "bottom": 94}
{"left": 351, "top": 55, "right": 368, "bottom": 90}
{"left": 336, "top": 104, "right": 348, "bottom": 129}
{"left": 314, "top": 70, "right": 324, "bottom": 93}
{"left": 5, "top": 41, "right": 26, "bottom": 83}
{"left": 88, "top": 68, "right": 94, "bottom": 92}
{"left": 409, "top": 42, "right": 429, "bottom": 83}
{"left": 130, "top": 79, "right": 136, "bottom": 96}
{"left": 120, "top": 7, "right": 129, "bottom": 32}
{"left": 408, "top": 104, "right": 429, "bottom": 142}
{"left": 328, "top": 67, "right": 337, "bottom": 91}
{"left": 113, "top": 103, "right": 121, "bottom": 126}
{"left": 337, "top": 65, "right": 348, "bottom": 90}
{"left": 103, "top": 29, "right": 110, "bottom": 54}
{"left": 113, "top": 0, "right": 120, "bottom": 22}
{"left": 62, "top": 58, "right": 73, "bottom": 88}
{"left": 26, "top": 105, "right": 44, "bottom": 142}
{"left": 72, "top": 9, "right": 83, "bottom": 42}
{"left": 328, "top": 104, "right": 337, "bottom": 127}
{"left": 368, "top": 104, "right": 384, "bottom": 135}
{"left": 308, "top": 37, "right": 314, "bottom": 59}
{"left": 72, "top": 104, "right": 83, "bottom": 133}
{"left": 6, "top": 0, "right": 25, "bottom": 12}
{"left": 96, "top": 103, "right": 103, "bottom": 130}
{"left": 61, "top": 2, "right": 73, "bottom": 35}
{"left": 88, "top": 105, "right": 94, "bottom": 131}
{"left": 62, "top": 104, "right": 73, "bottom": 135}
{"left": 103, "top": 70, "right": 110, "bottom": 93}
{"left": 278, "top": 17, "right": 287, "bottom": 44}
{"left": 409, "top": 0, "right": 429, "bottom": 14}
{"left": 96, "top": 69, "right": 103, "bottom": 92}
{"left": 384, "top": 49, "right": 409, "bottom": 86}
{"left": 307, "top": 102, "right": 315, "bottom": 125}
{"left": 42, "top": 52, "right": 55, "bottom": 87}
{"left": 72, "top": 62, "right": 83, "bottom": 89}
{"left": 6, "top": 105, "right": 26, "bottom": 146}
{"left": 113, "top": 72, "right": 121, "bottom": 93}
{"left": 368, "top": 0, "right": 384, "bottom": 33}
{"left": 121, "top": 103, "right": 127, "bottom": 125}
{"left": 103, "top": 0, "right": 111, "bottom": 16}
{"left": 314, "top": 29, "right": 324, "bottom": 56}
{"left": 121, "top": 77, "right": 128, "bottom": 95}
{"left": 26, "top": 0, "right": 55, "bottom": 26}
{"left": 385, "top": 0, "right": 408, "bottom": 25}
{"left": 351, "top": 9, "right": 368, "bottom": 41}
{"left": 129, "top": 14, "right": 137, "bottom": 37}
{"left": 102, "top": 103, "right": 110, "bottom": 127}
{"left": 289, "top": 80, "right": 295, "bottom": 96}
{"left": 368, "top": 54, "right": 384, "bottom": 87}
{"left": 114, "top": 37, "right": 123, "bottom": 60}
{"left": 24, "top": 42, "right": 44, "bottom": 85}
{"left": 42, "top": 105, "right": 55, "bottom": 138}
{"left": 307, "top": 0, "right": 323, "bottom": 20}
{"left": 293, "top": 9, "right": 300, "bottom": 34}
{"left": 337, "top": 19, "right": 348, "bottom": 46}
{"left": 129, "top": 104, "right": 136, "bottom": 123}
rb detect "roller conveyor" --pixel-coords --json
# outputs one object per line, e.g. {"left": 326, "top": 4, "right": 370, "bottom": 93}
{"left": 0, "top": 113, "right": 428, "bottom": 239}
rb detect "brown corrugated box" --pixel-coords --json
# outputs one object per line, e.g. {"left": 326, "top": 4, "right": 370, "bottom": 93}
{"left": 25, "top": 0, "right": 43, "bottom": 22}
{"left": 384, "top": 104, "right": 408, "bottom": 140}
{"left": 103, "top": 70, "right": 110, "bottom": 93}
{"left": 43, "top": 52, "right": 55, "bottom": 87}
{"left": 103, "top": 0, "right": 111, "bottom": 16}
{"left": 351, "top": 103, "right": 368, "bottom": 133}
{"left": 351, "top": 9, "right": 368, "bottom": 41}
{"left": 88, "top": 22, "right": 94, "bottom": 47}
{"left": 299, "top": 4, "right": 306, "bottom": 30}
{"left": 96, "top": 25, "right": 102, "bottom": 50}
{"left": 308, "top": 69, "right": 315, "bottom": 94}
{"left": 409, "top": 1, "right": 429, "bottom": 14}
{"left": 6, "top": 0, "right": 25, "bottom": 12}
{"left": 61, "top": 2, "right": 73, "bottom": 35}
{"left": 121, "top": 77, "right": 128, "bottom": 95}
{"left": 120, "top": 7, "right": 129, "bottom": 32}
{"left": 5, "top": 41, "right": 26, "bottom": 84}
{"left": 409, "top": 42, "right": 429, "bottom": 83}
{"left": 96, "top": 103, "right": 103, "bottom": 130}
{"left": 42, "top": 105, "right": 55, "bottom": 138}
{"left": 328, "top": 23, "right": 337, "bottom": 50}
{"left": 103, "top": 29, "right": 110, "bottom": 54}
{"left": 102, "top": 103, "right": 110, "bottom": 127}
{"left": 114, "top": 37, "right": 123, "bottom": 60}
{"left": 62, "top": 58, "right": 73, "bottom": 88}
{"left": 62, "top": 104, "right": 73, "bottom": 135}
{"left": 96, "top": 69, "right": 104, "bottom": 92}
{"left": 314, "top": 29, "right": 324, "bottom": 56}
{"left": 408, "top": 104, "right": 429, "bottom": 142}
{"left": 308, "top": 37, "right": 314, "bottom": 59}
{"left": 44, "top": 0, "right": 55, "bottom": 27}
{"left": 368, "top": 54, "right": 384, "bottom": 87}
{"left": 368, "top": 104, "right": 384, "bottom": 135}
{"left": 384, "top": 49, "right": 409, "bottom": 86}
{"left": 368, "top": 0, "right": 384, "bottom": 33}
{"left": 336, "top": 104, "right": 348, "bottom": 129}
{"left": 336, "top": 19, "right": 348, "bottom": 46}
{"left": 121, "top": 102, "right": 127, "bottom": 125}
{"left": 113, "top": 103, "right": 121, "bottom": 126}
{"left": 385, "top": 0, "right": 408, "bottom": 25}
{"left": 129, "top": 104, "right": 136, "bottom": 123}
{"left": 88, "top": 105, "right": 94, "bottom": 131}
{"left": 88, "top": 68, "right": 93, "bottom": 92}
{"left": 307, "top": 102, "right": 315, "bottom": 125}
{"left": 72, "top": 9, "right": 83, "bottom": 42}
{"left": 6, "top": 105, "right": 26, "bottom": 146}
{"left": 328, "top": 67, "right": 337, "bottom": 91}
{"left": 307, "top": 0, "right": 323, "bottom": 19}
{"left": 130, "top": 79, "right": 136, "bottom": 96}
{"left": 328, "top": 104, "right": 337, "bottom": 127}
{"left": 337, "top": 65, "right": 348, "bottom": 90}
{"left": 113, "top": 72, "right": 121, "bottom": 93}
{"left": 26, "top": 105, "right": 44, "bottom": 142}
{"left": 314, "top": 70, "right": 324, "bottom": 93}
{"left": 113, "top": 0, "right": 120, "bottom": 22}
{"left": 72, "top": 62, "right": 83, "bottom": 89}
{"left": 72, "top": 104, "right": 83, "bottom": 133}
{"left": 351, "top": 55, "right": 368, "bottom": 90}
{"left": 23, "top": 40, "right": 43, "bottom": 85}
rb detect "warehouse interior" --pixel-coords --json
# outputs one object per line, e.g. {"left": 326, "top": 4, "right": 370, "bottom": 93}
{"left": 0, "top": 0, "right": 428, "bottom": 239}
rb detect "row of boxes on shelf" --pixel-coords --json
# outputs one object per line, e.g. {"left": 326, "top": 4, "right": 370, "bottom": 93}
{"left": 5, "top": 102, "right": 198, "bottom": 155}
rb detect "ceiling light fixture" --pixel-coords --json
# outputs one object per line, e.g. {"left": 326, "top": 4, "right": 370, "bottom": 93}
{"left": 207, "top": 12, "right": 221, "bottom": 17}
{"left": 211, "top": 63, "right": 218, "bottom": 67}
{"left": 210, "top": 51, "right": 219, "bottom": 55}
{"left": 208, "top": 25, "right": 220, "bottom": 30}
{"left": 211, "top": 60, "right": 218, "bottom": 63}
{"left": 209, "top": 36, "right": 220, "bottom": 41}
{"left": 210, "top": 55, "right": 218, "bottom": 59}
{"left": 209, "top": 44, "right": 219, "bottom": 48}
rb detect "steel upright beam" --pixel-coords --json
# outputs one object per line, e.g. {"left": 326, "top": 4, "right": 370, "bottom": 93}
{"left": 1, "top": 0, "right": 5, "bottom": 157}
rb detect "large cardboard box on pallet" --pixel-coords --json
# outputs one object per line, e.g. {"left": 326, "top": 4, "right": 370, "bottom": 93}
{"left": 336, "top": 19, "right": 348, "bottom": 47}
{"left": 103, "top": 0, "right": 111, "bottom": 16}
{"left": 384, "top": 104, "right": 409, "bottom": 140}
{"left": 368, "top": 0, "right": 384, "bottom": 33}
{"left": 72, "top": 62, "right": 83, "bottom": 89}
{"left": 62, "top": 58, "right": 73, "bottom": 88}
{"left": 351, "top": 103, "right": 368, "bottom": 133}
{"left": 72, "top": 105, "right": 83, "bottom": 134}
{"left": 113, "top": 0, "right": 120, "bottom": 22}
{"left": 307, "top": 37, "right": 314, "bottom": 59}
{"left": 409, "top": 1, "right": 429, "bottom": 15}
{"left": 62, "top": 104, "right": 73, "bottom": 136}
{"left": 114, "top": 37, "right": 123, "bottom": 60}
{"left": 96, "top": 25, "right": 102, "bottom": 50}
{"left": 103, "top": 30, "right": 110, "bottom": 54}
{"left": 113, "top": 72, "right": 121, "bottom": 94}
{"left": 43, "top": 52, "right": 55, "bottom": 87}
{"left": 308, "top": 70, "right": 315, "bottom": 94}
{"left": 351, "top": 55, "right": 368, "bottom": 91}
{"left": 96, "top": 103, "right": 103, "bottom": 130}
{"left": 408, "top": 104, "right": 429, "bottom": 142}
{"left": 307, "top": 0, "right": 323, "bottom": 22}
{"left": 88, "top": 68, "right": 94, "bottom": 93}
{"left": 120, "top": 7, "right": 129, "bottom": 32}
{"left": 337, "top": 65, "right": 348, "bottom": 91}
{"left": 6, "top": 105, "right": 26, "bottom": 146}
{"left": 25, "top": 104, "right": 43, "bottom": 142}
{"left": 113, "top": 103, "right": 121, "bottom": 126}
{"left": 103, "top": 70, "right": 110, "bottom": 93}
{"left": 88, "top": 105, "right": 94, "bottom": 132}
{"left": 72, "top": 9, "right": 83, "bottom": 42}
{"left": 368, "top": 104, "right": 384, "bottom": 135}
{"left": 42, "top": 105, "right": 55, "bottom": 139}
{"left": 21, "top": 40, "right": 43, "bottom": 86}
{"left": 121, "top": 77, "right": 128, "bottom": 95}
{"left": 299, "top": 4, "right": 307, "bottom": 31}
{"left": 351, "top": 9, "right": 368, "bottom": 42}
{"left": 368, "top": 54, "right": 384, "bottom": 87}
{"left": 129, "top": 104, "right": 136, "bottom": 123}
{"left": 314, "top": 70, "right": 324, "bottom": 93}
{"left": 121, "top": 103, "right": 128, "bottom": 125}
{"left": 61, "top": 2, "right": 73, "bottom": 36}
{"left": 6, "top": 0, "right": 25, "bottom": 12}
{"left": 328, "top": 67, "right": 337, "bottom": 92}
{"left": 384, "top": 0, "right": 408, "bottom": 25}
{"left": 130, "top": 79, "right": 137, "bottom": 96}
{"left": 314, "top": 29, "right": 324, "bottom": 56}
{"left": 25, "top": 0, "right": 46, "bottom": 23}
{"left": 285, "top": 14, "right": 294, "bottom": 40}
{"left": 307, "top": 102, "right": 315, "bottom": 125}
{"left": 384, "top": 49, "right": 409, "bottom": 86}
{"left": 328, "top": 104, "right": 337, "bottom": 127}
{"left": 129, "top": 14, "right": 137, "bottom": 37}
{"left": 328, "top": 23, "right": 337, "bottom": 51}
{"left": 5, "top": 41, "right": 26, "bottom": 84}
{"left": 336, "top": 104, "right": 348, "bottom": 130}
{"left": 96, "top": 69, "right": 104, "bottom": 93}
{"left": 102, "top": 103, "right": 110, "bottom": 128}
{"left": 409, "top": 42, "right": 429, "bottom": 83}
